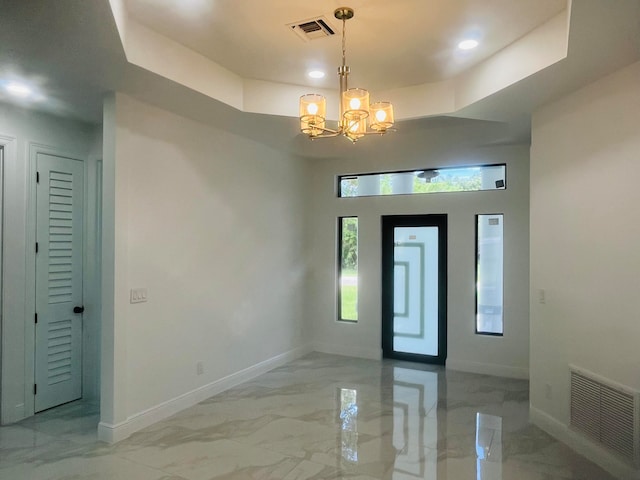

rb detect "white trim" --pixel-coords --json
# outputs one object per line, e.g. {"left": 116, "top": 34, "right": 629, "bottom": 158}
{"left": 530, "top": 405, "right": 640, "bottom": 480}
{"left": 446, "top": 358, "right": 529, "bottom": 379}
{"left": 82, "top": 158, "right": 102, "bottom": 401}
{"left": 313, "top": 342, "right": 382, "bottom": 361}
{"left": 97, "top": 344, "right": 313, "bottom": 443}
{"left": 0, "top": 145, "right": 3, "bottom": 420}
{"left": 0, "top": 133, "right": 18, "bottom": 424}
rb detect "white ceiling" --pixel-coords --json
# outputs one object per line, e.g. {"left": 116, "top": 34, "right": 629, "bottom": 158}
{"left": 125, "top": 0, "right": 566, "bottom": 91}
{"left": 0, "top": 0, "right": 638, "bottom": 158}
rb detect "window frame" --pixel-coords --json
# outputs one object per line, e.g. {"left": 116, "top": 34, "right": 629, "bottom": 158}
{"left": 337, "top": 216, "right": 358, "bottom": 323}
{"left": 475, "top": 213, "right": 504, "bottom": 336}
{"left": 337, "top": 163, "right": 507, "bottom": 198}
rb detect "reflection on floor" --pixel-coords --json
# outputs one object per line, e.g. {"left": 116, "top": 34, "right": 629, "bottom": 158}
{"left": 0, "top": 353, "right": 616, "bottom": 479}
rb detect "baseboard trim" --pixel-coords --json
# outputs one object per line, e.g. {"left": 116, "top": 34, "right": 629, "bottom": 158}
{"left": 98, "top": 344, "right": 313, "bottom": 443}
{"left": 446, "top": 359, "right": 529, "bottom": 379}
{"left": 530, "top": 405, "right": 639, "bottom": 480}
{"left": 313, "top": 342, "right": 382, "bottom": 361}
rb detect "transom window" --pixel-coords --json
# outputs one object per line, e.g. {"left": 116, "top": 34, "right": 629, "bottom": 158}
{"left": 338, "top": 164, "right": 506, "bottom": 198}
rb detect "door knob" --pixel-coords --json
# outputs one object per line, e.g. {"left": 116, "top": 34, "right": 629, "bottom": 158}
{"left": 73, "top": 306, "right": 85, "bottom": 314}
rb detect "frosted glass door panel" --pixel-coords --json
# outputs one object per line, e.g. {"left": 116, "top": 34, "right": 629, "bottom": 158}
{"left": 393, "top": 226, "right": 439, "bottom": 356}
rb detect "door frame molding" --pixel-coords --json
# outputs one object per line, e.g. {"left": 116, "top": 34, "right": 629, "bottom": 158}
{"left": 26, "top": 143, "right": 87, "bottom": 417}
{"left": 0, "top": 133, "right": 17, "bottom": 423}
{"left": 381, "top": 214, "right": 448, "bottom": 365}
{"left": 0, "top": 142, "right": 4, "bottom": 420}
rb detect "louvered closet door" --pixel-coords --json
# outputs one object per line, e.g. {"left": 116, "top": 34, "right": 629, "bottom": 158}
{"left": 35, "top": 153, "right": 84, "bottom": 412}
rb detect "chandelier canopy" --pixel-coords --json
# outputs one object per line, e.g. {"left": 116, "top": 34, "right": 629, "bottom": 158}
{"left": 299, "top": 7, "right": 395, "bottom": 143}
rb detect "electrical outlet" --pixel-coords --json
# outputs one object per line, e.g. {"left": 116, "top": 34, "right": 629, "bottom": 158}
{"left": 130, "top": 288, "right": 148, "bottom": 304}
{"left": 196, "top": 361, "right": 204, "bottom": 375}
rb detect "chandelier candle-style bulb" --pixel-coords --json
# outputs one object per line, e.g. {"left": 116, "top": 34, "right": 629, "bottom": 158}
{"left": 343, "top": 88, "right": 369, "bottom": 120}
{"left": 343, "top": 89, "right": 369, "bottom": 141}
{"left": 300, "top": 94, "right": 327, "bottom": 136}
{"left": 369, "top": 102, "right": 395, "bottom": 132}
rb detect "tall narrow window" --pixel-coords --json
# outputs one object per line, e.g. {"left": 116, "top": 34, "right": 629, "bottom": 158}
{"left": 338, "top": 217, "right": 358, "bottom": 322}
{"left": 476, "top": 214, "right": 504, "bottom": 335}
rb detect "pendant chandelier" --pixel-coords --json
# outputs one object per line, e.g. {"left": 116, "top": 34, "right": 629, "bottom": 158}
{"left": 299, "top": 7, "right": 395, "bottom": 143}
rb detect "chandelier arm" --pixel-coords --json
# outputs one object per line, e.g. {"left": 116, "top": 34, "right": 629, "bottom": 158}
{"left": 308, "top": 124, "right": 342, "bottom": 135}
{"left": 310, "top": 130, "right": 343, "bottom": 139}
{"left": 355, "top": 127, "right": 398, "bottom": 136}
{"left": 361, "top": 130, "right": 391, "bottom": 136}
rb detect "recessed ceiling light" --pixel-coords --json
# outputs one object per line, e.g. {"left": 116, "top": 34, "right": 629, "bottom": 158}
{"left": 308, "top": 70, "right": 325, "bottom": 79}
{"left": 458, "top": 39, "right": 479, "bottom": 50}
{"left": 5, "top": 82, "right": 32, "bottom": 98}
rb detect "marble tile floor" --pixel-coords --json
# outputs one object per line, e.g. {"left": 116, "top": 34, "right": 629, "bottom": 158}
{"left": 0, "top": 353, "right": 616, "bottom": 480}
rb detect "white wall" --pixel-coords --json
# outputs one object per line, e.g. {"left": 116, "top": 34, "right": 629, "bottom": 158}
{"left": 0, "top": 101, "right": 99, "bottom": 423}
{"left": 306, "top": 125, "right": 530, "bottom": 378}
{"left": 530, "top": 61, "right": 640, "bottom": 478}
{"left": 99, "top": 94, "right": 310, "bottom": 441}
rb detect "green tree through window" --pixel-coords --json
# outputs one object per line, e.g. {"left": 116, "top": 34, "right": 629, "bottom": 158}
{"left": 339, "top": 165, "right": 503, "bottom": 197}
{"left": 339, "top": 217, "right": 358, "bottom": 322}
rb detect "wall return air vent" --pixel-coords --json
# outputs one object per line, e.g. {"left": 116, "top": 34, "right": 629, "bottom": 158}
{"left": 570, "top": 366, "right": 640, "bottom": 467}
{"left": 287, "top": 16, "right": 335, "bottom": 41}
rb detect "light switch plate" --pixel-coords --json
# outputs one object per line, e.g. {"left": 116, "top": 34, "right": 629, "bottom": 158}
{"left": 130, "top": 288, "right": 148, "bottom": 304}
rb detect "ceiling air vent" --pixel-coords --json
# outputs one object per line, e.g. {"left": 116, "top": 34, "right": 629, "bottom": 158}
{"left": 287, "top": 16, "right": 335, "bottom": 42}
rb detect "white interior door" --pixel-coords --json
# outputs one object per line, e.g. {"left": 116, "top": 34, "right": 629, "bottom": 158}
{"left": 35, "top": 153, "right": 84, "bottom": 412}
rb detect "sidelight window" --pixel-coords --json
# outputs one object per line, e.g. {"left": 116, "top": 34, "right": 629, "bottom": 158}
{"left": 476, "top": 214, "right": 504, "bottom": 335}
{"left": 338, "top": 217, "right": 358, "bottom": 322}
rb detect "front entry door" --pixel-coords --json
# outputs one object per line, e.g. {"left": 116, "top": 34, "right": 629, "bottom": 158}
{"left": 35, "top": 153, "right": 84, "bottom": 412}
{"left": 381, "top": 215, "right": 447, "bottom": 364}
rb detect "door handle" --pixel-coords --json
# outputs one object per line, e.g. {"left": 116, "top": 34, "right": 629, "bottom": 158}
{"left": 73, "top": 306, "right": 85, "bottom": 314}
